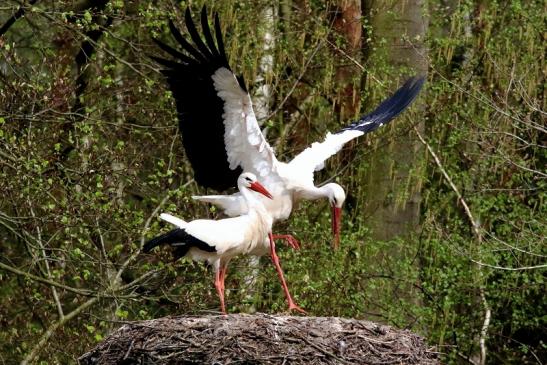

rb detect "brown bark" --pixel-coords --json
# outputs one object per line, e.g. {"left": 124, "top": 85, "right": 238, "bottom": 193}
{"left": 362, "top": 0, "right": 428, "bottom": 240}
{"left": 333, "top": 0, "right": 362, "bottom": 121}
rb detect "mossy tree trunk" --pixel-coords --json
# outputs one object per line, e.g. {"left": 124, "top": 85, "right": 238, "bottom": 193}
{"left": 362, "top": 0, "right": 428, "bottom": 240}
{"left": 333, "top": 0, "right": 363, "bottom": 122}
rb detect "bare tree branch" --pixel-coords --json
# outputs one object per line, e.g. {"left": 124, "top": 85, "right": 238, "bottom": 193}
{"left": 469, "top": 260, "right": 547, "bottom": 271}
{"left": 20, "top": 296, "right": 99, "bottom": 365}
{"left": 414, "top": 126, "right": 491, "bottom": 365}
{"left": 28, "top": 200, "right": 64, "bottom": 318}
{"left": 113, "top": 191, "right": 173, "bottom": 286}
{"left": 0, "top": 0, "right": 39, "bottom": 38}
{"left": 0, "top": 261, "right": 94, "bottom": 296}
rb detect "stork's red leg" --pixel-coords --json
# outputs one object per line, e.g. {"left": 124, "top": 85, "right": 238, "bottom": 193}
{"left": 214, "top": 268, "right": 227, "bottom": 314}
{"left": 272, "top": 234, "right": 300, "bottom": 250}
{"left": 220, "top": 265, "right": 228, "bottom": 293}
{"left": 268, "top": 232, "right": 306, "bottom": 314}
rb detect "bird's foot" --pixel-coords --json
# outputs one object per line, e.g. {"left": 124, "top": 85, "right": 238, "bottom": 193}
{"left": 273, "top": 234, "right": 300, "bottom": 250}
{"left": 285, "top": 236, "right": 300, "bottom": 250}
{"left": 287, "top": 302, "right": 307, "bottom": 314}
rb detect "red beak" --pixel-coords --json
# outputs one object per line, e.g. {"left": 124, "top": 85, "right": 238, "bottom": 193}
{"left": 331, "top": 206, "right": 342, "bottom": 249}
{"left": 249, "top": 181, "right": 273, "bottom": 199}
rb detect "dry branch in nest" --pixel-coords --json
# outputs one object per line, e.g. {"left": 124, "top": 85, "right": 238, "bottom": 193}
{"left": 79, "top": 313, "right": 439, "bottom": 364}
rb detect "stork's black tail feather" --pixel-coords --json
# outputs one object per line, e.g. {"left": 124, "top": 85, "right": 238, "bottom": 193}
{"left": 143, "top": 228, "right": 217, "bottom": 260}
{"left": 336, "top": 76, "right": 426, "bottom": 135}
{"left": 143, "top": 228, "right": 188, "bottom": 253}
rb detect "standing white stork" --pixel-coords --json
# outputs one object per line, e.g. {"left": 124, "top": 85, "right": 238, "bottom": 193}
{"left": 143, "top": 172, "right": 304, "bottom": 314}
{"left": 152, "top": 7, "right": 425, "bottom": 248}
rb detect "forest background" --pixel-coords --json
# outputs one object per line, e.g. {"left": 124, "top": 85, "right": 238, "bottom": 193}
{"left": 0, "top": 0, "right": 544, "bottom": 364}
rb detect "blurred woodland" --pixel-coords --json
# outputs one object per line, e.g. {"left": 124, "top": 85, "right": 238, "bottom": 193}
{"left": 0, "top": 0, "right": 545, "bottom": 363}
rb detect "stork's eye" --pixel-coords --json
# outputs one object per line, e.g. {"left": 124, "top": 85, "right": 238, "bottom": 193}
{"left": 333, "top": 197, "right": 338, "bottom": 205}
{"left": 245, "top": 177, "right": 252, "bottom": 182}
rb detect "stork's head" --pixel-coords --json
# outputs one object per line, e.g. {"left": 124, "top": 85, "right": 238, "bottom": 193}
{"left": 324, "top": 183, "right": 346, "bottom": 249}
{"left": 238, "top": 172, "right": 273, "bottom": 199}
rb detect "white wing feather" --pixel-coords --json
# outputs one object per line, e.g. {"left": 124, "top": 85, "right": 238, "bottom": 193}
{"left": 212, "top": 68, "right": 279, "bottom": 179}
{"left": 192, "top": 194, "right": 248, "bottom": 217}
{"left": 287, "top": 129, "right": 363, "bottom": 179}
{"left": 159, "top": 213, "right": 187, "bottom": 228}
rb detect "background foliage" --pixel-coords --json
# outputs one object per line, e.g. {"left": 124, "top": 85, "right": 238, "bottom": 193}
{"left": 0, "top": 0, "right": 544, "bottom": 363}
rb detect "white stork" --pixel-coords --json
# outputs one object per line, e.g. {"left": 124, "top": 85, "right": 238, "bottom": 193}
{"left": 143, "top": 172, "right": 304, "bottom": 314}
{"left": 152, "top": 7, "right": 425, "bottom": 248}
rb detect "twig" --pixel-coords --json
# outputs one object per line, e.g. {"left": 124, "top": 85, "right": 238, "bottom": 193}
{"left": 469, "top": 260, "right": 547, "bottom": 271}
{"left": 414, "top": 127, "right": 481, "bottom": 238}
{"left": 484, "top": 231, "right": 547, "bottom": 258}
{"left": 414, "top": 127, "right": 490, "bottom": 365}
{"left": 265, "top": 39, "right": 324, "bottom": 122}
{"left": 0, "top": 260, "right": 141, "bottom": 299}
{"left": 456, "top": 351, "right": 478, "bottom": 365}
{"left": 324, "top": 38, "right": 384, "bottom": 87}
{"left": 20, "top": 297, "right": 99, "bottom": 365}
{"left": 0, "top": 149, "right": 17, "bottom": 163}
{"left": 0, "top": 0, "right": 39, "bottom": 37}
{"left": 28, "top": 202, "right": 64, "bottom": 319}
{"left": 293, "top": 333, "right": 353, "bottom": 365}
{"left": 479, "top": 291, "right": 491, "bottom": 365}
{"left": 35, "top": 10, "right": 150, "bottom": 80}
{"left": 407, "top": 38, "right": 546, "bottom": 134}
{"left": 264, "top": 11, "right": 336, "bottom": 121}
{"left": 112, "top": 191, "right": 173, "bottom": 285}
{"left": 0, "top": 261, "right": 93, "bottom": 296}
{"left": 116, "top": 269, "right": 161, "bottom": 292}
{"left": 122, "top": 339, "right": 135, "bottom": 360}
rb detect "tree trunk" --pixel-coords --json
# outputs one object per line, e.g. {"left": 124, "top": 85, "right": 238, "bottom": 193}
{"left": 241, "top": 3, "right": 278, "bottom": 313}
{"left": 362, "top": 0, "right": 428, "bottom": 240}
{"left": 333, "top": 0, "right": 362, "bottom": 122}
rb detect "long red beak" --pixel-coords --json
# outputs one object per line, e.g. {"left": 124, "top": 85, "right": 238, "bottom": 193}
{"left": 331, "top": 206, "right": 342, "bottom": 249}
{"left": 249, "top": 181, "right": 273, "bottom": 199}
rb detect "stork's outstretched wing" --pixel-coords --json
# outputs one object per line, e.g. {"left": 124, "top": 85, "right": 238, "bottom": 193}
{"left": 160, "top": 213, "right": 187, "bottom": 228}
{"left": 152, "top": 7, "right": 277, "bottom": 190}
{"left": 288, "top": 76, "right": 425, "bottom": 177}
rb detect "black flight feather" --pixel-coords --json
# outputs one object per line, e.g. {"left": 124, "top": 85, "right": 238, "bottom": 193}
{"left": 336, "top": 76, "right": 426, "bottom": 135}
{"left": 152, "top": 7, "right": 245, "bottom": 191}
{"left": 152, "top": 38, "right": 194, "bottom": 65}
{"left": 201, "top": 6, "right": 219, "bottom": 58}
{"left": 168, "top": 19, "right": 207, "bottom": 64}
{"left": 150, "top": 56, "right": 185, "bottom": 70}
{"left": 213, "top": 13, "right": 226, "bottom": 69}
{"left": 185, "top": 7, "right": 214, "bottom": 60}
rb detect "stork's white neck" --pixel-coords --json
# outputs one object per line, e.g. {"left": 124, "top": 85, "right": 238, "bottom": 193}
{"left": 240, "top": 187, "right": 261, "bottom": 209}
{"left": 239, "top": 186, "right": 273, "bottom": 248}
{"left": 300, "top": 184, "right": 332, "bottom": 201}
{"left": 240, "top": 187, "right": 270, "bottom": 219}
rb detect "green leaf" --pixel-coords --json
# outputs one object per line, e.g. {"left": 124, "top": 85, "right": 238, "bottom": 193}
{"left": 84, "top": 10, "right": 92, "bottom": 23}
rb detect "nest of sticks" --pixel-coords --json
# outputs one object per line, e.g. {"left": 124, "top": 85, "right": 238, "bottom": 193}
{"left": 79, "top": 313, "right": 439, "bottom": 364}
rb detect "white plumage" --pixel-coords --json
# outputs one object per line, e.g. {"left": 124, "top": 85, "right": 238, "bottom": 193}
{"left": 144, "top": 172, "right": 304, "bottom": 314}
{"left": 153, "top": 7, "right": 425, "bottom": 249}
{"left": 195, "top": 68, "right": 425, "bottom": 248}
